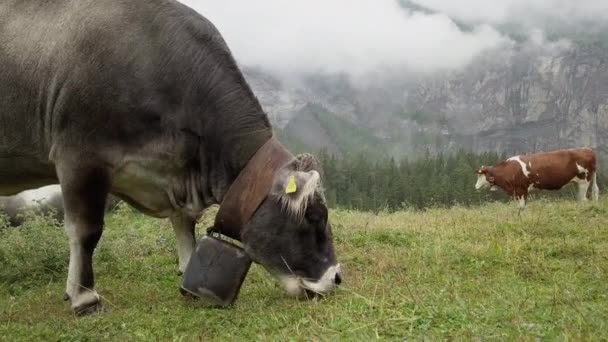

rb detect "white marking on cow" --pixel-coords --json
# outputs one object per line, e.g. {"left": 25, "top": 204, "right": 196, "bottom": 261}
{"left": 278, "top": 264, "right": 341, "bottom": 297}
{"left": 576, "top": 163, "right": 588, "bottom": 178}
{"left": 65, "top": 219, "right": 100, "bottom": 310}
{"left": 591, "top": 172, "right": 600, "bottom": 201}
{"left": 302, "top": 264, "right": 341, "bottom": 295}
{"left": 475, "top": 174, "right": 491, "bottom": 190}
{"left": 507, "top": 156, "right": 530, "bottom": 177}
{"left": 279, "top": 276, "right": 305, "bottom": 297}
{"left": 517, "top": 196, "right": 526, "bottom": 209}
{"left": 70, "top": 290, "right": 100, "bottom": 311}
{"left": 490, "top": 185, "right": 498, "bottom": 191}
{"left": 571, "top": 175, "right": 587, "bottom": 184}
{"left": 170, "top": 215, "right": 196, "bottom": 273}
{"left": 65, "top": 220, "right": 79, "bottom": 297}
{"left": 528, "top": 184, "right": 536, "bottom": 192}
{"left": 276, "top": 170, "right": 320, "bottom": 221}
{"left": 575, "top": 179, "right": 590, "bottom": 201}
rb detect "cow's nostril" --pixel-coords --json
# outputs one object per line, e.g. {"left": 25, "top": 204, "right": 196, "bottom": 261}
{"left": 334, "top": 273, "right": 342, "bottom": 285}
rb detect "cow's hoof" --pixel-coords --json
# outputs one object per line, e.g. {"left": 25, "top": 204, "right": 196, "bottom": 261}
{"left": 73, "top": 300, "right": 103, "bottom": 316}
{"left": 70, "top": 292, "right": 102, "bottom": 316}
{"left": 179, "top": 287, "right": 198, "bottom": 300}
{"left": 179, "top": 287, "right": 193, "bottom": 297}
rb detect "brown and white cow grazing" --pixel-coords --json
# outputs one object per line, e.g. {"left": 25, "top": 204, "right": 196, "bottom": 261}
{"left": 475, "top": 148, "right": 600, "bottom": 209}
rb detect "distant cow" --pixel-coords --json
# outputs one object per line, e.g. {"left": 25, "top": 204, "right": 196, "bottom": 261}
{"left": 475, "top": 148, "right": 599, "bottom": 209}
{"left": 0, "top": 185, "right": 120, "bottom": 227}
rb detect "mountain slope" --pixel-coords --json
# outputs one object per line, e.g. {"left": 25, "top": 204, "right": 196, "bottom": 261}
{"left": 246, "top": 36, "right": 608, "bottom": 161}
{"left": 278, "top": 103, "right": 387, "bottom": 157}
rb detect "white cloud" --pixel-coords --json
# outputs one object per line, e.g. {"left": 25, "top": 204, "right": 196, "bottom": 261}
{"left": 410, "top": 0, "right": 608, "bottom": 26}
{"left": 178, "top": 0, "right": 506, "bottom": 76}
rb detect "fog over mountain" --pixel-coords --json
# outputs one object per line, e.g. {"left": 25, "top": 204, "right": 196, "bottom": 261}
{"left": 183, "top": 0, "right": 506, "bottom": 76}
{"left": 412, "top": 0, "right": 608, "bottom": 26}
{"left": 181, "top": 0, "right": 606, "bottom": 75}
{"left": 179, "top": 0, "right": 608, "bottom": 161}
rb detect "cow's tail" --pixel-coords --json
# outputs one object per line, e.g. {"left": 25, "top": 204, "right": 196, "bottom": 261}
{"left": 591, "top": 169, "right": 600, "bottom": 201}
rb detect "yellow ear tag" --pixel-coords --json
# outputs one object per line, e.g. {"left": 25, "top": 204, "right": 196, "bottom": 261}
{"left": 285, "top": 175, "right": 297, "bottom": 194}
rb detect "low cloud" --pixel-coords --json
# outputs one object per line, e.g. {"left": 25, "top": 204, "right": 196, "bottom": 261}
{"left": 179, "top": 0, "right": 507, "bottom": 77}
{"left": 410, "top": 0, "right": 608, "bottom": 27}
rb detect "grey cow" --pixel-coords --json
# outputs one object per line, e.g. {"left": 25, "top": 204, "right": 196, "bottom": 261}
{"left": 0, "top": 0, "right": 340, "bottom": 315}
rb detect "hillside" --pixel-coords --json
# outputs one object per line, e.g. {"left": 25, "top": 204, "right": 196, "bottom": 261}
{"left": 245, "top": 35, "right": 608, "bottom": 161}
{"left": 279, "top": 103, "right": 386, "bottom": 157}
{"left": 2, "top": 197, "right": 607, "bottom": 340}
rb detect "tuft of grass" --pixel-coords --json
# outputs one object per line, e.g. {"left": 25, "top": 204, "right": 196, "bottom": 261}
{"left": 0, "top": 211, "right": 68, "bottom": 295}
{"left": 1, "top": 197, "right": 607, "bottom": 340}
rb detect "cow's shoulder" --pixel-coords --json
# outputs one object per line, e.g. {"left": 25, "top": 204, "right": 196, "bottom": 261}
{"left": 571, "top": 147, "right": 596, "bottom": 160}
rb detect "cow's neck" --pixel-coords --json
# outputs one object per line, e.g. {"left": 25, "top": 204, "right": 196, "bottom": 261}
{"left": 223, "top": 127, "right": 274, "bottom": 176}
{"left": 204, "top": 112, "right": 274, "bottom": 204}
{"left": 188, "top": 65, "right": 276, "bottom": 207}
{"left": 488, "top": 166, "right": 512, "bottom": 194}
{"left": 211, "top": 135, "right": 294, "bottom": 240}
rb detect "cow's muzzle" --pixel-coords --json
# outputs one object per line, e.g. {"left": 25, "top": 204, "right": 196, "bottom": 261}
{"left": 279, "top": 264, "right": 342, "bottom": 298}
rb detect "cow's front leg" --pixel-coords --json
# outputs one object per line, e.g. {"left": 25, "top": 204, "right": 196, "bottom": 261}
{"left": 58, "top": 162, "right": 110, "bottom": 315}
{"left": 517, "top": 196, "right": 526, "bottom": 210}
{"left": 170, "top": 214, "right": 196, "bottom": 275}
{"left": 512, "top": 189, "right": 527, "bottom": 216}
{"left": 577, "top": 180, "right": 590, "bottom": 201}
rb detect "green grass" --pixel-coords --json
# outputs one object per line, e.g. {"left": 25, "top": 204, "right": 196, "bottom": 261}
{"left": 1, "top": 197, "right": 607, "bottom": 340}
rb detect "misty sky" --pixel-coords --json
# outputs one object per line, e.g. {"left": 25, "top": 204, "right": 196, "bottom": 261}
{"left": 178, "top": 0, "right": 607, "bottom": 76}
{"left": 413, "top": 0, "right": 608, "bottom": 25}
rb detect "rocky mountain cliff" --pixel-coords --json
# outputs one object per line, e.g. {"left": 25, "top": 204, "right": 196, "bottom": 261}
{"left": 244, "top": 37, "right": 608, "bottom": 162}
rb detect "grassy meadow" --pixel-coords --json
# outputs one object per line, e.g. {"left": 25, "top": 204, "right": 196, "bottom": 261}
{"left": 1, "top": 196, "right": 607, "bottom": 340}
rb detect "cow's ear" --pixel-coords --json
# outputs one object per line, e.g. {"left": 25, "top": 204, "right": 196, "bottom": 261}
{"left": 271, "top": 170, "right": 321, "bottom": 221}
{"left": 293, "top": 153, "right": 324, "bottom": 179}
{"left": 281, "top": 170, "right": 320, "bottom": 196}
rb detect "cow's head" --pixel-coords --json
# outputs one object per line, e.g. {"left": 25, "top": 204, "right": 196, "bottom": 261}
{"left": 475, "top": 166, "right": 496, "bottom": 190}
{"left": 241, "top": 153, "right": 340, "bottom": 298}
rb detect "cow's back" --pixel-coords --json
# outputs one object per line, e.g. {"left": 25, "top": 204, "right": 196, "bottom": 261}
{"left": 521, "top": 148, "right": 596, "bottom": 189}
{"left": 1, "top": 0, "right": 245, "bottom": 194}
{"left": 1, "top": 0, "right": 204, "bottom": 146}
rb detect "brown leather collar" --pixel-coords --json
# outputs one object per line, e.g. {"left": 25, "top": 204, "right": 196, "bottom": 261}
{"left": 212, "top": 136, "right": 294, "bottom": 241}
